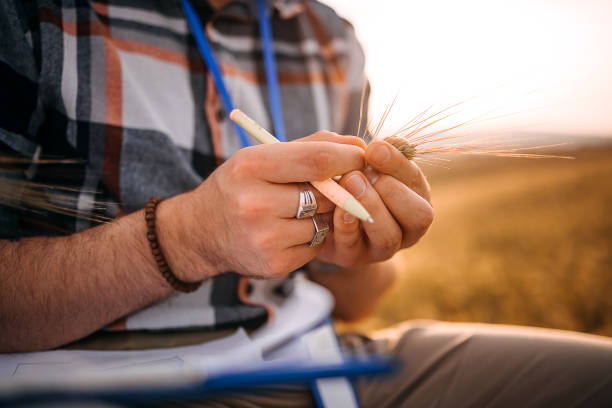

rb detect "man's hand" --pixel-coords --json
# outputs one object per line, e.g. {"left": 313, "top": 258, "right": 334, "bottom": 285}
{"left": 316, "top": 139, "right": 433, "bottom": 267}
{"left": 158, "top": 132, "right": 366, "bottom": 282}
{"left": 0, "top": 132, "right": 364, "bottom": 352}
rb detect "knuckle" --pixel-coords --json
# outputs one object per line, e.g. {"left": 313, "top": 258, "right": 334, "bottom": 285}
{"left": 416, "top": 202, "right": 435, "bottom": 233}
{"left": 313, "top": 130, "right": 335, "bottom": 139}
{"left": 253, "top": 231, "right": 276, "bottom": 252}
{"left": 309, "top": 149, "right": 333, "bottom": 178}
{"left": 229, "top": 148, "right": 263, "bottom": 178}
{"left": 403, "top": 202, "right": 434, "bottom": 247}
{"left": 234, "top": 195, "right": 251, "bottom": 219}
{"left": 234, "top": 193, "right": 263, "bottom": 221}
{"left": 229, "top": 156, "right": 252, "bottom": 178}
{"left": 380, "top": 231, "right": 402, "bottom": 253}
{"left": 372, "top": 227, "right": 402, "bottom": 256}
{"left": 379, "top": 178, "right": 402, "bottom": 201}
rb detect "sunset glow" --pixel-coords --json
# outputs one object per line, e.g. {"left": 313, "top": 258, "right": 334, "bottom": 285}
{"left": 324, "top": 0, "right": 612, "bottom": 137}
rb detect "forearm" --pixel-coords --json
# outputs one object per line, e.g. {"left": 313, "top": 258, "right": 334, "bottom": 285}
{"left": 0, "top": 135, "right": 371, "bottom": 351}
{"left": 0, "top": 207, "right": 173, "bottom": 352}
{"left": 308, "top": 258, "right": 398, "bottom": 322}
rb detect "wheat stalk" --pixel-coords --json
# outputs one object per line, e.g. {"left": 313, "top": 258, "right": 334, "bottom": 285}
{"left": 358, "top": 89, "right": 575, "bottom": 163}
{"left": 0, "top": 155, "right": 111, "bottom": 224}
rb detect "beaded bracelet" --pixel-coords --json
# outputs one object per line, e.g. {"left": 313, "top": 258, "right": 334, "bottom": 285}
{"left": 145, "top": 196, "right": 203, "bottom": 293}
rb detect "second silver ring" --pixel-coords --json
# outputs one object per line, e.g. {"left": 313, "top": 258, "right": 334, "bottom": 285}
{"left": 310, "top": 214, "right": 330, "bottom": 247}
{"left": 296, "top": 185, "right": 317, "bottom": 219}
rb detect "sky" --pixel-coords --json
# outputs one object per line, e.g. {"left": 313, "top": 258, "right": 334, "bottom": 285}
{"left": 322, "top": 0, "right": 612, "bottom": 137}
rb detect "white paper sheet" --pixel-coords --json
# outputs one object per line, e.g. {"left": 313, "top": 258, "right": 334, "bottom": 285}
{"left": 0, "top": 328, "right": 262, "bottom": 393}
{"left": 251, "top": 276, "right": 334, "bottom": 354}
{"left": 0, "top": 277, "right": 333, "bottom": 393}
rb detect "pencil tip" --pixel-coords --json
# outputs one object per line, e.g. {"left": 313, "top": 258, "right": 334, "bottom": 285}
{"left": 367, "top": 217, "right": 374, "bottom": 224}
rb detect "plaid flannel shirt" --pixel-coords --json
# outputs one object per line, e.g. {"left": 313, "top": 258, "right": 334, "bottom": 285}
{"left": 0, "top": 0, "right": 368, "bottom": 330}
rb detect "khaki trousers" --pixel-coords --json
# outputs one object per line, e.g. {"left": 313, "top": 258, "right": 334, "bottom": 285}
{"left": 71, "top": 321, "right": 612, "bottom": 407}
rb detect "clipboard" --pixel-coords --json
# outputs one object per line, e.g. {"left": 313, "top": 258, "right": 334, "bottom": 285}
{"left": 0, "top": 356, "right": 397, "bottom": 406}
{"left": 0, "top": 278, "right": 398, "bottom": 407}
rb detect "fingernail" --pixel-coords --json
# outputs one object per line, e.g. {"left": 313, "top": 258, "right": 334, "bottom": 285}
{"left": 343, "top": 213, "right": 355, "bottom": 224}
{"left": 363, "top": 166, "right": 380, "bottom": 185}
{"left": 370, "top": 144, "right": 390, "bottom": 165}
{"left": 345, "top": 174, "right": 366, "bottom": 198}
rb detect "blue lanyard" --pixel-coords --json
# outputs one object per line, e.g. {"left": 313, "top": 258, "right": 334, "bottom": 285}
{"left": 181, "top": 0, "right": 287, "bottom": 148}
{"left": 255, "top": 0, "right": 286, "bottom": 142}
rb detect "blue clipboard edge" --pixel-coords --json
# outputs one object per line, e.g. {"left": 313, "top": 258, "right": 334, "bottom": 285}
{"left": 0, "top": 356, "right": 399, "bottom": 407}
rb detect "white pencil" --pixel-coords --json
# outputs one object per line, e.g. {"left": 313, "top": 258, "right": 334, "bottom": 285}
{"left": 230, "top": 109, "right": 373, "bottom": 223}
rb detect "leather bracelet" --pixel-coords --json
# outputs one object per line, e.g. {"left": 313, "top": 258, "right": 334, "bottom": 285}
{"left": 145, "top": 196, "right": 203, "bottom": 293}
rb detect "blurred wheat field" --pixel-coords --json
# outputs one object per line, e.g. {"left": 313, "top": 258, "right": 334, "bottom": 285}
{"left": 340, "top": 143, "right": 612, "bottom": 337}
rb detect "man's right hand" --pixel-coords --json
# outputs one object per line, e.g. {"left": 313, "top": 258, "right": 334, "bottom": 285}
{"left": 0, "top": 132, "right": 364, "bottom": 351}
{"left": 157, "top": 132, "right": 366, "bottom": 282}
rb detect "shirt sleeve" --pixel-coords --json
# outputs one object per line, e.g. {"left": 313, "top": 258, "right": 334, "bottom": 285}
{"left": 0, "top": 1, "right": 44, "bottom": 239}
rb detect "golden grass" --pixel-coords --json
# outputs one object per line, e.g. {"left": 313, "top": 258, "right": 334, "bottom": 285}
{"left": 341, "top": 143, "right": 612, "bottom": 336}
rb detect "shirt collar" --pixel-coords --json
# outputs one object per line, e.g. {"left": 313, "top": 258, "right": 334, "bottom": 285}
{"left": 213, "top": 0, "right": 305, "bottom": 21}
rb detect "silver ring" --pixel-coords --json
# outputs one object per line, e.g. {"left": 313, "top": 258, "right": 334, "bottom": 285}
{"left": 296, "top": 185, "right": 317, "bottom": 219}
{"left": 309, "top": 215, "right": 329, "bottom": 247}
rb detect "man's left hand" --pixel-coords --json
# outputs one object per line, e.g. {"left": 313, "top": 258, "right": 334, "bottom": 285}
{"left": 316, "top": 139, "right": 433, "bottom": 267}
